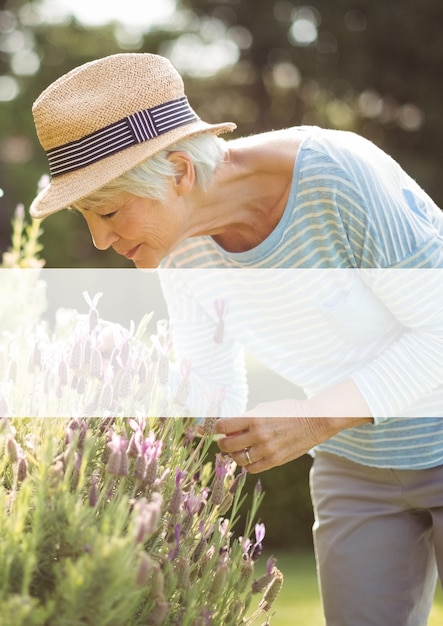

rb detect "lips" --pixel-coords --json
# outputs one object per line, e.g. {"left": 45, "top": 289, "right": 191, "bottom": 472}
{"left": 124, "top": 244, "right": 141, "bottom": 259}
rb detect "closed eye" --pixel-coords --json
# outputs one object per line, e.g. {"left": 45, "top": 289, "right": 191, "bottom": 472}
{"left": 101, "top": 211, "right": 118, "bottom": 220}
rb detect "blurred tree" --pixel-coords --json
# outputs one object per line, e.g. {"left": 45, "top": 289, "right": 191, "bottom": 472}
{"left": 177, "top": 0, "right": 443, "bottom": 202}
{"left": 1, "top": 0, "right": 442, "bottom": 266}
{"left": 0, "top": 0, "right": 134, "bottom": 266}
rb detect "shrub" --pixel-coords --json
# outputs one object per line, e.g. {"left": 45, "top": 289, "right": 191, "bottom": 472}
{"left": 0, "top": 202, "right": 283, "bottom": 625}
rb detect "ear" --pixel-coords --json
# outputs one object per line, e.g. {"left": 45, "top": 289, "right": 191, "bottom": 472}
{"left": 167, "top": 151, "right": 196, "bottom": 196}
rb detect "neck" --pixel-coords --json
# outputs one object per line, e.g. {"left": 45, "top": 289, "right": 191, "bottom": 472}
{"left": 187, "top": 140, "right": 295, "bottom": 253}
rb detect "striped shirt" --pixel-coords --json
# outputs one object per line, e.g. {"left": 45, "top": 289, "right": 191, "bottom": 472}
{"left": 161, "top": 126, "right": 443, "bottom": 469}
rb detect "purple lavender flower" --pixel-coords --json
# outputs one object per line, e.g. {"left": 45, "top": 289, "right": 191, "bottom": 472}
{"left": 250, "top": 523, "right": 265, "bottom": 561}
{"left": 251, "top": 555, "right": 277, "bottom": 594}
{"left": 183, "top": 488, "right": 208, "bottom": 516}
{"left": 229, "top": 467, "right": 247, "bottom": 495}
{"left": 151, "top": 332, "right": 171, "bottom": 385}
{"left": 214, "top": 453, "right": 231, "bottom": 480}
{"left": 7, "top": 437, "right": 20, "bottom": 463}
{"left": 259, "top": 568, "right": 284, "bottom": 611}
{"left": 208, "top": 560, "right": 229, "bottom": 600}
{"left": 239, "top": 522, "right": 266, "bottom": 562}
{"left": 168, "top": 469, "right": 186, "bottom": 515}
{"left": 69, "top": 336, "right": 84, "bottom": 371}
{"left": 106, "top": 430, "right": 129, "bottom": 476}
{"left": 120, "top": 337, "right": 132, "bottom": 367}
{"left": 89, "top": 347, "right": 103, "bottom": 378}
{"left": 255, "top": 523, "right": 266, "bottom": 545}
{"left": 167, "top": 523, "right": 181, "bottom": 561}
{"left": 266, "top": 555, "right": 277, "bottom": 575}
{"left": 16, "top": 456, "right": 28, "bottom": 482}
{"left": 240, "top": 537, "right": 252, "bottom": 558}
{"left": 131, "top": 429, "right": 164, "bottom": 485}
{"left": 132, "top": 493, "right": 163, "bottom": 544}
{"left": 211, "top": 453, "right": 234, "bottom": 505}
{"left": 88, "top": 472, "right": 99, "bottom": 507}
{"left": 58, "top": 358, "right": 68, "bottom": 387}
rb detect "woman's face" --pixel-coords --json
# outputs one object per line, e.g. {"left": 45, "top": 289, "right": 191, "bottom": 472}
{"left": 78, "top": 190, "right": 189, "bottom": 268}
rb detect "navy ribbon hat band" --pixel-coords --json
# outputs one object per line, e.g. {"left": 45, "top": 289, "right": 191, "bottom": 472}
{"left": 46, "top": 96, "right": 199, "bottom": 177}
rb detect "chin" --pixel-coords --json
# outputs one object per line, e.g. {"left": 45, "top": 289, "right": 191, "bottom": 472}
{"left": 133, "top": 258, "right": 160, "bottom": 270}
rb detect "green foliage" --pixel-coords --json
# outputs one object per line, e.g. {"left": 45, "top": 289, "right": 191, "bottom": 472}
{"left": 1, "top": 202, "right": 44, "bottom": 268}
{"left": 0, "top": 416, "right": 281, "bottom": 626}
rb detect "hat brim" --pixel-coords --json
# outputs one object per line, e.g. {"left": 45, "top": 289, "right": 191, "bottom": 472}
{"left": 30, "top": 120, "right": 236, "bottom": 219}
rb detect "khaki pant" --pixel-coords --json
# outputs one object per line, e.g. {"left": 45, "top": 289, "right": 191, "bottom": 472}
{"left": 310, "top": 452, "right": 443, "bottom": 626}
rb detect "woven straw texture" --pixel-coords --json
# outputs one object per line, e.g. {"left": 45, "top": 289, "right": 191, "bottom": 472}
{"left": 30, "top": 53, "right": 235, "bottom": 218}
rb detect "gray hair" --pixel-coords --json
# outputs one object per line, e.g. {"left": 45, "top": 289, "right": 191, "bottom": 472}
{"left": 73, "top": 132, "right": 227, "bottom": 210}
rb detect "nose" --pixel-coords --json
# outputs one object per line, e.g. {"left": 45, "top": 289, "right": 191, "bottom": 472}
{"left": 84, "top": 215, "right": 119, "bottom": 251}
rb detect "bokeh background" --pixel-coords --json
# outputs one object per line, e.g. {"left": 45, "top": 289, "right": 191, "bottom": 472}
{"left": 1, "top": 0, "right": 443, "bottom": 549}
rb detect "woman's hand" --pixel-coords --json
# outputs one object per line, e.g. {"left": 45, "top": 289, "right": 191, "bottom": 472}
{"left": 215, "top": 398, "right": 371, "bottom": 473}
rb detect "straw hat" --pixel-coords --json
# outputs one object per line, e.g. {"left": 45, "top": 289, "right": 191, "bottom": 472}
{"left": 30, "top": 53, "right": 236, "bottom": 218}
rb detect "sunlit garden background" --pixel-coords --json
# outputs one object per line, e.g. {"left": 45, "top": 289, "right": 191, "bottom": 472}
{"left": 1, "top": 0, "right": 443, "bottom": 623}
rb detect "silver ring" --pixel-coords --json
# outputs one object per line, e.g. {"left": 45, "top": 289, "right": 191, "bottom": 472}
{"left": 244, "top": 447, "right": 252, "bottom": 465}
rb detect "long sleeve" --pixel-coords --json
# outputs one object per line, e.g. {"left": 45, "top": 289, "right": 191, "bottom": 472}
{"left": 158, "top": 268, "right": 248, "bottom": 418}
{"left": 350, "top": 269, "right": 443, "bottom": 419}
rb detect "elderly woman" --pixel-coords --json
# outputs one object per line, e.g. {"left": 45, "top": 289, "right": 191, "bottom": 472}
{"left": 31, "top": 53, "right": 443, "bottom": 626}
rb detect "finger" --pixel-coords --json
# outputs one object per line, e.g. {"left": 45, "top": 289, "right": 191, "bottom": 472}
{"left": 244, "top": 457, "right": 272, "bottom": 474}
{"left": 217, "top": 432, "right": 251, "bottom": 455}
{"left": 215, "top": 417, "right": 250, "bottom": 437}
{"left": 229, "top": 447, "right": 253, "bottom": 467}
{"left": 228, "top": 445, "right": 271, "bottom": 473}
{"left": 242, "top": 444, "right": 278, "bottom": 473}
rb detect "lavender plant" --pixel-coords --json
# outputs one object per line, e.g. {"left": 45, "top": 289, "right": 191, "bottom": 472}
{"left": 0, "top": 204, "right": 284, "bottom": 625}
{"left": 0, "top": 416, "right": 283, "bottom": 625}
{"left": 1, "top": 201, "right": 44, "bottom": 269}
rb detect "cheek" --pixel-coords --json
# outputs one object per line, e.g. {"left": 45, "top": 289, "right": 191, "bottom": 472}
{"left": 115, "top": 213, "right": 144, "bottom": 237}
